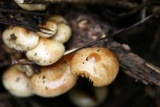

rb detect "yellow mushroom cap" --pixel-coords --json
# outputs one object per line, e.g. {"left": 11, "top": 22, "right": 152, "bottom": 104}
{"left": 31, "top": 54, "right": 78, "bottom": 97}
{"left": 71, "top": 47, "right": 119, "bottom": 87}
{"left": 26, "top": 38, "right": 65, "bottom": 66}
{"left": 2, "top": 26, "right": 39, "bottom": 52}
{"left": 2, "top": 65, "right": 33, "bottom": 97}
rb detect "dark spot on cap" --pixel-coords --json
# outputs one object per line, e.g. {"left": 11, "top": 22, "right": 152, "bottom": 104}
{"left": 45, "top": 86, "right": 48, "bottom": 90}
{"left": 42, "top": 76, "right": 46, "bottom": 79}
{"left": 86, "top": 57, "right": 89, "bottom": 61}
{"left": 16, "top": 76, "right": 20, "bottom": 82}
{"left": 10, "top": 33, "right": 17, "bottom": 40}
{"left": 34, "top": 53, "right": 37, "bottom": 56}
{"left": 97, "top": 49, "right": 100, "bottom": 52}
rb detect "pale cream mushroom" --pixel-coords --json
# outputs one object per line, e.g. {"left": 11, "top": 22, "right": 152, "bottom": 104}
{"left": 14, "top": 0, "right": 47, "bottom": 11}
{"left": 37, "top": 21, "right": 58, "bottom": 38}
{"left": 31, "top": 54, "right": 78, "bottom": 97}
{"left": 2, "top": 26, "right": 39, "bottom": 52}
{"left": 68, "top": 86, "right": 108, "bottom": 107}
{"left": 2, "top": 65, "right": 33, "bottom": 97}
{"left": 71, "top": 47, "right": 119, "bottom": 87}
{"left": 51, "top": 23, "right": 72, "bottom": 43}
{"left": 26, "top": 38, "right": 65, "bottom": 66}
{"left": 48, "top": 15, "right": 71, "bottom": 43}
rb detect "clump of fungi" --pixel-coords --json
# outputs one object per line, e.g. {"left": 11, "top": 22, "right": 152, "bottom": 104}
{"left": 1, "top": 3, "right": 120, "bottom": 106}
{"left": 2, "top": 15, "right": 71, "bottom": 66}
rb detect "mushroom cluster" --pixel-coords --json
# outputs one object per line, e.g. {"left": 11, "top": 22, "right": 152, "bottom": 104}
{"left": 2, "top": 47, "right": 119, "bottom": 99}
{"left": 1, "top": 7, "right": 119, "bottom": 105}
{"left": 2, "top": 54, "right": 78, "bottom": 98}
{"left": 2, "top": 15, "right": 72, "bottom": 66}
{"left": 2, "top": 1, "right": 120, "bottom": 106}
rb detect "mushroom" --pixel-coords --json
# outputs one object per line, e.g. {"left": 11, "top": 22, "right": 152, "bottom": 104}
{"left": 26, "top": 38, "right": 65, "bottom": 66}
{"left": 48, "top": 15, "right": 68, "bottom": 24}
{"left": 2, "top": 65, "right": 33, "bottom": 97}
{"left": 30, "top": 54, "right": 78, "bottom": 97}
{"left": 51, "top": 23, "right": 72, "bottom": 43}
{"left": 16, "top": 65, "right": 34, "bottom": 77}
{"left": 14, "top": 0, "right": 47, "bottom": 11}
{"left": 68, "top": 86, "right": 108, "bottom": 107}
{"left": 71, "top": 47, "right": 119, "bottom": 87}
{"left": 37, "top": 21, "right": 58, "bottom": 38}
{"left": 2, "top": 26, "right": 39, "bottom": 52}
{"left": 47, "top": 15, "right": 72, "bottom": 43}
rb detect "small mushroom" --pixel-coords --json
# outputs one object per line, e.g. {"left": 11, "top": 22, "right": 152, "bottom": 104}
{"left": 2, "top": 65, "right": 33, "bottom": 97}
{"left": 51, "top": 23, "right": 72, "bottom": 43}
{"left": 14, "top": 0, "right": 47, "bottom": 11}
{"left": 71, "top": 47, "right": 119, "bottom": 87}
{"left": 37, "top": 21, "right": 58, "bottom": 38}
{"left": 68, "top": 86, "right": 108, "bottom": 107}
{"left": 26, "top": 38, "right": 65, "bottom": 66}
{"left": 48, "top": 15, "right": 68, "bottom": 24}
{"left": 2, "top": 26, "right": 39, "bottom": 52}
{"left": 48, "top": 15, "right": 71, "bottom": 43}
{"left": 30, "top": 54, "right": 78, "bottom": 97}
